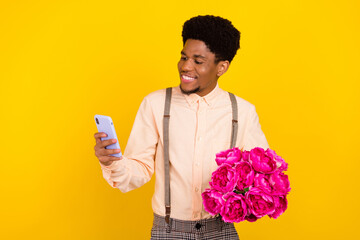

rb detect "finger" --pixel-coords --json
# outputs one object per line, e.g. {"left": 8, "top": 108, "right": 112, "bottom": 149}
{"left": 94, "top": 132, "right": 107, "bottom": 144}
{"left": 101, "top": 138, "right": 118, "bottom": 148}
{"left": 96, "top": 146, "right": 119, "bottom": 158}
{"left": 109, "top": 156, "right": 122, "bottom": 161}
{"left": 94, "top": 132, "right": 107, "bottom": 138}
{"left": 105, "top": 148, "right": 121, "bottom": 155}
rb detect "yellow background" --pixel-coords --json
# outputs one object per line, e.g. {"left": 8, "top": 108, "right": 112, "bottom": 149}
{"left": 1, "top": 0, "right": 359, "bottom": 239}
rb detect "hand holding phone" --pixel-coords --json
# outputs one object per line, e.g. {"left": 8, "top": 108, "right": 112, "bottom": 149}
{"left": 94, "top": 115, "right": 122, "bottom": 166}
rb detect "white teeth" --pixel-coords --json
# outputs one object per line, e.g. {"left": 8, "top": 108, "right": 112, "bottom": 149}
{"left": 183, "top": 75, "right": 195, "bottom": 80}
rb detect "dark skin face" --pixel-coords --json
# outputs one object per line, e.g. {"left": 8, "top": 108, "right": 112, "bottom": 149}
{"left": 178, "top": 39, "right": 230, "bottom": 97}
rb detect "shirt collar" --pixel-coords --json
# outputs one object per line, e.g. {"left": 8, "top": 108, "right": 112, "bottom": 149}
{"left": 181, "top": 83, "right": 221, "bottom": 107}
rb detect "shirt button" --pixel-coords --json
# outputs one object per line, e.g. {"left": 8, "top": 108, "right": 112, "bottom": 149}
{"left": 193, "top": 213, "right": 198, "bottom": 218}
{"left": 198, "top": 137, "right": 202, "bottom": 141}
{"left": 195, "top": 162, "right": 200, "bottom": 166}
{"left": 195, "top": 187, "right": 199, "bottom": 192}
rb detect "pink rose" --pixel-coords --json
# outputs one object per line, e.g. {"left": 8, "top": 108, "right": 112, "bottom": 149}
{"left": 245, "top": 213, "right": 259, "bottom": 222}
{"left": 253, "top": 173, "right": 272, "bottom": 194}
{"left": 242, "top": 150, "right": 250, "bottom": 162}
{"left": 269, "top": 195, "right": 288, "bottom": 219}
{"left": 245, "top": 187, "right": 276, "bottom": 218}
{"left": 235, "top": 161, "right": 254, "bottom": 191}
{"left": 221, "top": 192, "right": 248, "bottom": 223}
{"left": 269, "top": 171, "right": 291, "bottom": 195}
{"left": 215, "top": 147, "right": 242, "bottom": 166}
{"left": 210, "top": 163, "right": 238, "bottom": 193}
{"left": 249, "top": 147, "right": 277, "bottom": 174}
{"left": 266, "top": 148, "right": 288, "bottom": 171}
{"left": 202, "top": 189, "right": 225, "bottom": 216}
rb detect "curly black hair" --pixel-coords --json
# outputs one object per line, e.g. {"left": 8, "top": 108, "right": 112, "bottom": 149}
{"left": 182, "top": 15, "right": 240, "bottom": 63}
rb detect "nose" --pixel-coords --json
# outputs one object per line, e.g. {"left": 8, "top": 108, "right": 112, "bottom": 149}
{"left": 180, "top": 59, "right": 193, "bottom": 72}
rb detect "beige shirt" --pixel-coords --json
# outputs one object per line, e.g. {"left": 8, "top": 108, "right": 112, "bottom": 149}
{"left": 100, "top": 84, "right": 269, "bottom": 220}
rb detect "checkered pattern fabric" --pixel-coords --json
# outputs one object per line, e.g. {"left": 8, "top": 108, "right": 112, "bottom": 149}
{"left": 151, "top": 214, "right": 240, "bottom": 240}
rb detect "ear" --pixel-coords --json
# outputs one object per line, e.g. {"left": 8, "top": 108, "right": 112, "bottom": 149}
{"left": 216, "top": 60, "right": 230, "bottom": 77}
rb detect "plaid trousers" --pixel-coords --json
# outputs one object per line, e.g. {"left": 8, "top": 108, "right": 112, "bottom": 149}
{"left": 150, "top": 213, "right": 240, "bottom": 240}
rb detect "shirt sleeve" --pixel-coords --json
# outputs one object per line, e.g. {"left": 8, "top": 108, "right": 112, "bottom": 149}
{"left": 243, "top": 105, "right": 270, "bottom": 151}
{"left": 99, "top": 96, "right": 159, "bottom": 193}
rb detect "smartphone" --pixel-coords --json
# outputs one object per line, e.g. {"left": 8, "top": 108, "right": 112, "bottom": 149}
{"left": 94, "top": 114, "right": 122, "bottom": 158}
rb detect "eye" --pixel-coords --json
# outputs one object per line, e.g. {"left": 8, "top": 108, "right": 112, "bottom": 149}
{"left": 180, "top": 56, "right": 187, "bottom": 61}
{"left": 194, "top": 60, "right": 203, "bottom": 65}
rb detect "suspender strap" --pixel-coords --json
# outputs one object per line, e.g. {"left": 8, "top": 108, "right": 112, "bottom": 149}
{"left": 163, "top": 88, "right": 172, "bottom": 231}
{"left": 228, "top": 92, "right": 238, "bottom": 148}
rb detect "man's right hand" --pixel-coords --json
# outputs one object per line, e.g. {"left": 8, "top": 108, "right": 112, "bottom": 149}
{"left": 94, "top": 132, "right": 122, "bottom": 166}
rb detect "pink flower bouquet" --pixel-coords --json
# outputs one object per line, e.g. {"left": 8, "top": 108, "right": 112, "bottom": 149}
{"left": 202, "top": 147, "right": 290, "bottom": 223}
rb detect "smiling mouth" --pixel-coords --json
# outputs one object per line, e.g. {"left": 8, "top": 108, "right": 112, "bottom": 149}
{"left": 181, "top": 75, "right": 197, "bottom": 83}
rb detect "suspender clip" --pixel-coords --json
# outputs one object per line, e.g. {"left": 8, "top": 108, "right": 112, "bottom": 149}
{"left": 165, "top": 205, "right": 172, "bottom": 233}
{"left": 165, "top": 205, "right": 171, "bottom": 223}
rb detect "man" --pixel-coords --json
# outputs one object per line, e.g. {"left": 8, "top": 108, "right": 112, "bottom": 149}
{"left": 94, "top": 15, "right": 269, "bottom": 239}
